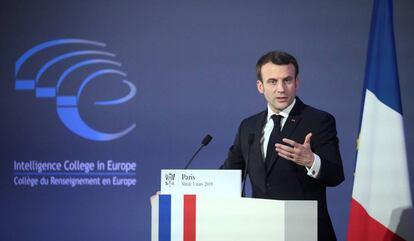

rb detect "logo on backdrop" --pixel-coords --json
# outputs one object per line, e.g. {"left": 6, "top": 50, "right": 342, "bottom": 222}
{"left": 164, "top": 172, "right": 176, "bottom": 187}
{"left": 14, "top": 39, "right": 136, "bottom": 141}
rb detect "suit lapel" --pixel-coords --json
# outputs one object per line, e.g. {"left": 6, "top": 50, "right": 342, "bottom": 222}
{"left": 252, "top": 111, "right": 267, "bottom": 169}
{"left": 266, "top": 98, "right": 305, "bottom": 175}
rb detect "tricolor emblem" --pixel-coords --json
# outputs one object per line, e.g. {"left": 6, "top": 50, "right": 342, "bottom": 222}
{"left": 347, "top": 0, "right": 413, "bottom": 240}
{"left": 151, "top": 194, "right": 317, "bottom": 241}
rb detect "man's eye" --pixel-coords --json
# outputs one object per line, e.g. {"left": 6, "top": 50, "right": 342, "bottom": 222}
{"left": 269, "top": 80, "right": 277, "bottom": 85}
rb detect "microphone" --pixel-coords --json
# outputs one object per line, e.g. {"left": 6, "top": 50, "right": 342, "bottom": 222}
{"left": 242, "top": 134, "right": 255, "bottom": 197}
{"left": 201, "top": 134, "right": 213, "bottom": 146}
{"left": 184, "top": 134, "right": 213, "bottom": 169}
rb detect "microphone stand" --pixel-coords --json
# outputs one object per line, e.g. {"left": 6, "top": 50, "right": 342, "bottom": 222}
{"left": 184, "top": 134, "right": 212, "bottom": 169}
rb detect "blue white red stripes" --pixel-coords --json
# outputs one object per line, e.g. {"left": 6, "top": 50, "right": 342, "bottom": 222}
{"left": 157, "top": 194, "right": 197, "bottom": 241}
{"left": 347, "top": 0, "right": 413, "bottom": 240}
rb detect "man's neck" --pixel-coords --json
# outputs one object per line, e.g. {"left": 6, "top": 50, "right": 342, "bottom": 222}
{"left": 267, "top": 98, "right": 296, "bottom": 118}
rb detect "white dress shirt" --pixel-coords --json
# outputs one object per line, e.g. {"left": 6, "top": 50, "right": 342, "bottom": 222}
{"left": 260, "top": 98, "right": 321, "bottom": 178}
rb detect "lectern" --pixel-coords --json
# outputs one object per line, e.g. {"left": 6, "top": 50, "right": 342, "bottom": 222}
{"left": 151, "top": 170, "right": 317, "bottom": 241}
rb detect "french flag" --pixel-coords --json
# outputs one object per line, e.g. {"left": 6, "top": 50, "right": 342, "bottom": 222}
{"left": 347, "top": 0, "right": 413, "bottom": 240}
{"left": 152, "top": 195, "right": 197, "bottom": 241}
{"left": 151, "top": 194, "right": 317, "bottom": 241}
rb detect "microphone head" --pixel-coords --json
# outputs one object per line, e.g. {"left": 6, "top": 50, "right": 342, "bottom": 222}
{"left": 201, "top": 134, "right": 213, "bottom": 146}
{"left": 248, "top": 133, "right": 255, "bottom": 144}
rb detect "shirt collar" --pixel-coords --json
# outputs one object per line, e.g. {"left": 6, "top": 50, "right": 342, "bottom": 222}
{"left": 266, "top": 97, "right": 296, "bottom": 121}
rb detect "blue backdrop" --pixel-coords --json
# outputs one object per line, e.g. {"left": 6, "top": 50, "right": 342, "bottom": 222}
{"left": 1, "top": 1, "right": 413, "bottom": 241}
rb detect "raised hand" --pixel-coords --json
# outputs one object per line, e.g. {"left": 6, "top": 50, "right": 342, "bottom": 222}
{"left": 275, "top": 133, "right": 314, "bottom": 168}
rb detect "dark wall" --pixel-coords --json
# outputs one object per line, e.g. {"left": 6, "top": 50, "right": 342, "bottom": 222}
{"left": 0, "top": 1, "right": 413, "bottom": 241}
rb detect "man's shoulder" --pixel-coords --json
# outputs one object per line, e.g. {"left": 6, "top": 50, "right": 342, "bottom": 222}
{"left": 233, "top": 110, "right": 267, "bottom": 136}
{"left": 241, "top": 110, "right": 267, "bottom": 123}
{"left": 297, "top": 99, "right": 335, "bottom": 120}
{"left": 304, "top": 104, "right": 332, "bottom": 116}
{"left": 299, "top": 102, "right": 336, "bottom": 126}
{"left": 235, "top": 110, "right": 266, "bottom": 132}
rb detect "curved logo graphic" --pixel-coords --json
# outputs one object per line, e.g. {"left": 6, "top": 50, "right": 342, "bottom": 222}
{"left": 15, "top": 39, "right": 137, "bottom": 141}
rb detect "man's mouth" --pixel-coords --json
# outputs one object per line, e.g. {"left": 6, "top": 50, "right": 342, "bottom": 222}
{"left": 276, "top": 97, "right": 288, "bottom": 102}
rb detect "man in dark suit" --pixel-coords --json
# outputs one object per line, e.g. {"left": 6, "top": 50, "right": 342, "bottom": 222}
{"left": 221, "top": 50, "right": 344, "bottom": 241}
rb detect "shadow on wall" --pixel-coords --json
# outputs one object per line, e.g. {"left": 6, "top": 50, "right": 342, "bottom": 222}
{"left": 387, "top": 207, "right": 413, "bottom": 240}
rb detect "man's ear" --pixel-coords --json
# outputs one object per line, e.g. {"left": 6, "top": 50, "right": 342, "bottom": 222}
{"left": 256, "top": 80, "right": 264, "bottom": 94}
{"left": 295, "top": 77, "right": 300, "bottom": 89}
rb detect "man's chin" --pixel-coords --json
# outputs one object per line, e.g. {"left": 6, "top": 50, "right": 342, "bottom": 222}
{"left": 271, "top": 104, "right": 288, "bottom": 112}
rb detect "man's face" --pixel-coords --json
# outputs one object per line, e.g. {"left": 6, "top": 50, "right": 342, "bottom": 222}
{"left": 256, "top": 63, "right": 298, "bottom": 113}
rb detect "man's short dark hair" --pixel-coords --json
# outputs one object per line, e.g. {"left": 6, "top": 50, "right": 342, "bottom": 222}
{"left": 256, "top": 51, "right": 299, "bottom": 81}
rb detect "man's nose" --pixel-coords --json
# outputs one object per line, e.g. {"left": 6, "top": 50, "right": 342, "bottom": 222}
{"left": 276, "top": 81, "right": 285, "bottom": 92}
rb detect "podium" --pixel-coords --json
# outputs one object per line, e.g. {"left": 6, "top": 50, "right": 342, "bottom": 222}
{"left": 151, "top": 170, "right": 317, "bottom": 241}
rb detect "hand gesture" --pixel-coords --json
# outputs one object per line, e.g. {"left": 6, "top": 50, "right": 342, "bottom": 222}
{"left": 275, "top": 133, "right": 314, "bottom": 168}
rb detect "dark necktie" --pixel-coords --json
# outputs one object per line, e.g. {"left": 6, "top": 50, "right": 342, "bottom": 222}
{"left": 265, "top": 114, "right": 282, "bottom": 164}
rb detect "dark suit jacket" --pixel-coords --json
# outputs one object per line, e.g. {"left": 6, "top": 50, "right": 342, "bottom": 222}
{"left": 221, "top": 97, "right": 345, "bottom": 241}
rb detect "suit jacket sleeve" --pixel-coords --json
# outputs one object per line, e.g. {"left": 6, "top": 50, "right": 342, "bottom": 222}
{"left": 312, "top": 113, "right": 344, "bottom": 187}
{"left": 220, "top": 121, "right": 246, "bottom": 172}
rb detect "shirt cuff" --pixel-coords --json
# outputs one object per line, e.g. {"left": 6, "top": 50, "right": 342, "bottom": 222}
{"left": 306, "top": 154, "right": 321, "bottom": 178}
